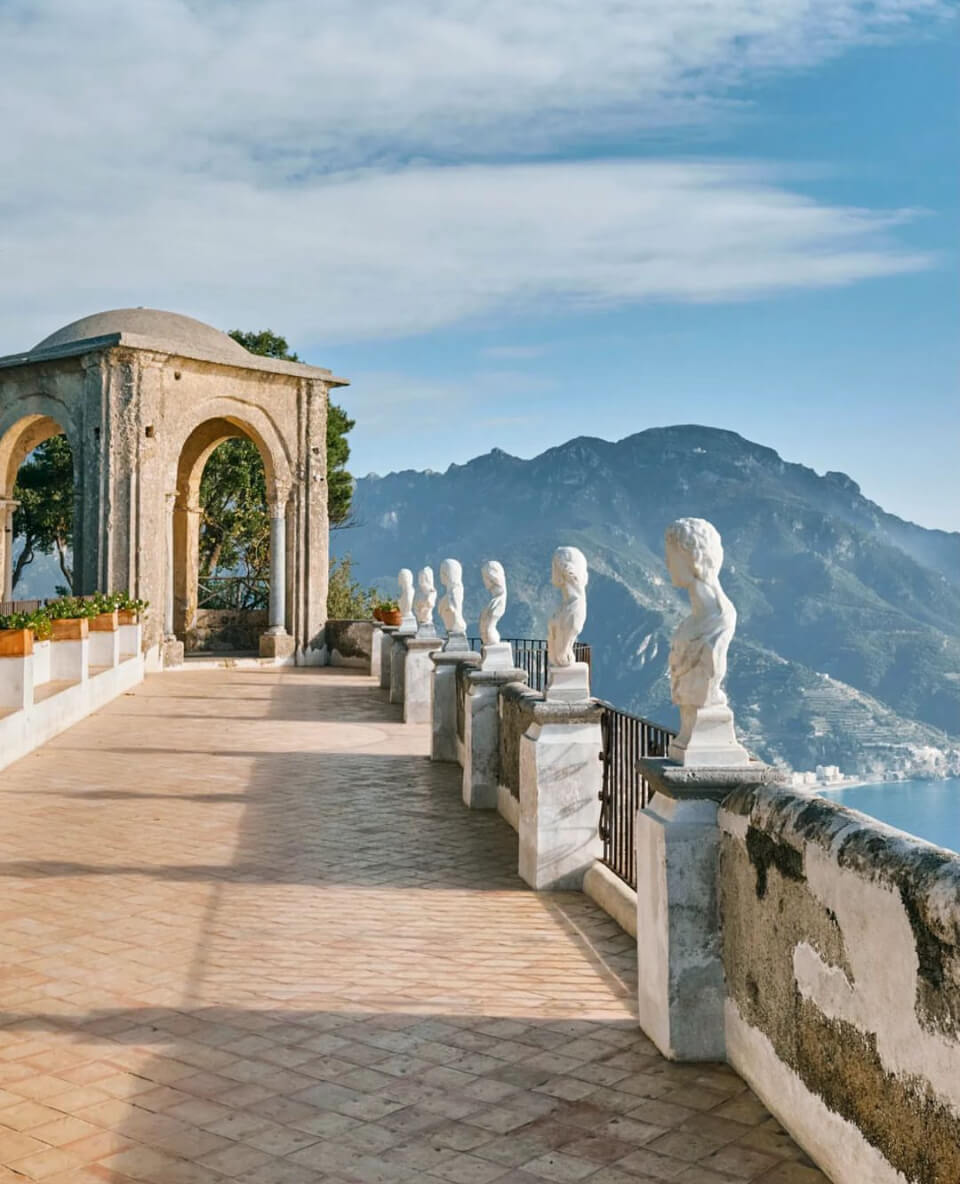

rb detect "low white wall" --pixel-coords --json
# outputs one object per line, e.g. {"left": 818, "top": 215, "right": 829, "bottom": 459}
{"left": 583, "top": 861, "right": 637, "bottom": 938}
{"left": 719, "top": 784, "right": 960, "bottom": 1184}
{"left": 0, "top": 632, "right": 144, "bottom": 774}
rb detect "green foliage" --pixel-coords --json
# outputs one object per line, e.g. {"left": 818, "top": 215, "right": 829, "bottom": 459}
{"left": 12, "top": 435, "right": 74, "bottom": 591}
{"left": 90, "top": 591, "right": 150, "bottom": 615}
{"left": 227, "top": 326, "right": 356, "bottom": 528}
{"left": 0, "top": 609, "right": 52, "bottom": 640}
{"left": 45, "top": 595, "right": 100, "bottom": 620}
{"left": 327, "top": 402, "right": 356, "bottom": 528}
{"left": 198, "top": 438, "right": 269, "bottom": 585}
{"left": 227, "top": 329, "right": 299, "bottom": 360}
{"left": 327, "top": 555, "right": 375, "bottom": 620}
{"left": 0, "top": 589, "right": 150, "bottom": 637}
{"left": 374, "top": 598, "right": 399, "bottom": 612}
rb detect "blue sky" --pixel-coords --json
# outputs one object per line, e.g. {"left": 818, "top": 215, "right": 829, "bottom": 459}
{"left": 1, "top": 2, "right": 956, "bottom": 530}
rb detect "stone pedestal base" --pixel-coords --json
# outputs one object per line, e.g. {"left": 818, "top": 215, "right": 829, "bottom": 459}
{"left": 431, "top": 651, "right": 481, "bottom": 762}
{"left": 403, "top": 636, "right": 441, "bottom": 724}
{"left": 389, "top": 629, "right": 416, "bottom": 703}
{"left": 443, "top": 633, "right": 470, "bottom": 653}
{"left": 518, "top": 700, "right": 603, "bottom": 889}
{"left": 636, "top": 758, "right": 783, "bottom": 1061}
{"left": 546, "top": 661, "right": 591, "bottom": 702}
{"left": 479, "top": 641, "right": 513, "bottom": 670}
{"left": 463, "top": 667, "right": 527, "bottom": 808}
{"left": 161, "top": 637, "right": 184, "bottom": 670}
{"left": 259, "top": 632, "right": 296, "bottom": 663}
{"left": 377, "top": 625, "right": 398, "bottom": 689}
{"left": 668, "top": 704, "right": 751, "bottom": 767}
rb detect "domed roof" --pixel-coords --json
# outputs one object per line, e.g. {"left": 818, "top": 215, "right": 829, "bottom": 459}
{"left": 32, "top": 308, "right": 251, "bottom": 360}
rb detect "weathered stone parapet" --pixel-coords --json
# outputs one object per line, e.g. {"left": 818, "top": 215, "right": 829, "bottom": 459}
{"left": 463, "top": 667, "right": 528, "bottom": 810}
{"left": 717, "top": 782, "right": 960, "bottom": 1184}
{"left": 431, "top": 650, "right": 481, "bottom": 763}
{"left": 635, "top": 758, "right": 782, "bottom": 1063}
{"left": 498, "top": 682, "right": 543, "bottom": 799}
{"left": 325, "top": 619, "right": 375, "bottom": 670}
{"left": 518, "top": 697, "right": 604, "bottom": 890}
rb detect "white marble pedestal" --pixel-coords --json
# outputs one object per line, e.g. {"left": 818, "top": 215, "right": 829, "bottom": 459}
{"left": 431, "top": 650, "right": 480, "bottom": 762}
{"left": 635, "top": 758, "right": 784, "bottom": 1061}
{"left": 463, "top": 666, "right": 527, "bottom": 809}
{"left": 518, "top": 699, "right": 603, "bottom": 889}
{"left": 389, "top": 630, "right": 416, "bottom": 704}
{"left": 403, "top": 636, "right": 442, "bottom": 724}
{"left": 376, "top": 625, "right": 398, "bottom": 689}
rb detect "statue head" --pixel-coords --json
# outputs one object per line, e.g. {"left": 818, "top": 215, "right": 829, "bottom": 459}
{"left": 418, "top": 566, "right": 435, "bottom": 592}
{"left": 664, "top": 518, "right": 723, "bottom": 589}
{"left": 481, "top": 560, "right": 506, "bottom": 595}
{"left": 439, "top": 558, "right": 462, "bottom": 588}
{"left": 551, "top": 546, "right": 588, "bottom": 597}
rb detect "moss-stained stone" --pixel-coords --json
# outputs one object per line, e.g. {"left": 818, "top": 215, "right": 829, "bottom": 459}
{"left": 499, "top": 682, "right": 543, "bottom": 797}
{"left": 720, "top": 785, "right": 960, "bottom": 1182}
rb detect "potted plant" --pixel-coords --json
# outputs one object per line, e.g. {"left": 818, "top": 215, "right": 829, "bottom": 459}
{"left": 45, "top": 595, "right": 98, "bottom": 641}
{"left": 0, "top": 611, "right": 36, "bottom": 657}
{"left": 115, "top": 594, "right": 149, "bottom": 626}
{"left": 376, "top": 599, "right": 402, "bottom": 627}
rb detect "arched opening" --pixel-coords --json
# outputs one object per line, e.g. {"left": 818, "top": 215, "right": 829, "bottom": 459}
{"left": 0, "top": 415, "right": 77, "bottom": 603}
{"left": 173, "top": 418, "right": 288, "bottom": 654}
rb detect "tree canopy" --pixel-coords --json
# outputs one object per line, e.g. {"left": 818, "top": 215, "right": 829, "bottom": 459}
{"left": 12, "top": 434, "right": 74, "bottom": 592}
{"left": 226, "top": 328, "right": 355, "bottom": 528}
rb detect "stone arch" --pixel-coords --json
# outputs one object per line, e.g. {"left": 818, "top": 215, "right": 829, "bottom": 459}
{"left": 166, "top": 398, "right": 292, "bottom": 504}
{"left": 0, "top": 396, "right": 81, "bottom": 600}
{"left": 171, "top": 408, "right": 292, "bottom": 648}
{"left": 0, "top": 309, "right": 344, "bottom": 663}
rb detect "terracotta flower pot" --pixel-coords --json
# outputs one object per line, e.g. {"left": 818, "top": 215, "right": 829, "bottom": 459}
{"left": 0, "top": 628, "right": 33, "bottom": 658}
{"left": 90, "top": 610, "right": 119, "bottom": 632}
{"left": 381, "top": 610, "right": 402, "bottom": 627}
{"left": 51, "top": 617, "right": 89, "bottom": 642}
{"left": 117, "top": 609, "right": 139, "bottom": 626}
{"left": 372, "top": 607, "right": 384, "bottom": 622}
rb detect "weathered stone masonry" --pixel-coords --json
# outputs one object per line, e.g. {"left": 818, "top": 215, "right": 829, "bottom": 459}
{"left": 0, "top": 309, "right": 348, "bottom": 664}
{"left": 719, "top": 785, "right": 960, "bottom": 1184}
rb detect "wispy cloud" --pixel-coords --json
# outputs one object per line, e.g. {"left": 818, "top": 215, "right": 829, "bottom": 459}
{"left": 0, "top": 1, "right": 948, "bottom": 350}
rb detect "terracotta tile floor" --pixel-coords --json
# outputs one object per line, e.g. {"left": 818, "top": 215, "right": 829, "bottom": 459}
{"left": 0, "top": 667, "right": 828, "bottom": 1183}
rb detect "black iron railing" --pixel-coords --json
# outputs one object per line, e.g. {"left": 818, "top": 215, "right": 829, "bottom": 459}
{"left": 197, "top": 576, "right": 268, "bottom": 612}
{"left": 598, "top": 706, "right": 676, "bottom": 889}
{"left": 466, "top": 637, "right": 592, "bottom": 693}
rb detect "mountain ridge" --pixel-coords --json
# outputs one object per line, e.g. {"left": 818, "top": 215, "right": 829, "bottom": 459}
{"left": 342, "top": 424, "right": 960, "bottom": 776}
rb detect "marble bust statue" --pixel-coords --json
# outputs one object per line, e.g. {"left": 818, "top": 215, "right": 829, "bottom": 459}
{"left": 414, "top": 566, "right": 437, "bottom": 636}
{"left": 547, "top": 545, "right": 588, "bottom": 668}
{"left": 665, "top": 517, "right": 749, "bottom": 766}
{"left": 397, "top": 568, "right": 416, "bottom": 631}
{"left": 479, "top": 560, "right": 507, "bottom": 646}
{"left": 438, "top": 558, "right": 466, "bottom": 636}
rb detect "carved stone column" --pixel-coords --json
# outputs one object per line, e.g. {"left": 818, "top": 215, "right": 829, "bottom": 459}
{"left": 0, "top": 498, "right": 19, "bottom": 601}
{"left": 260, "top": 492, "right": 296, "bottom": 662}
{"left": 161, "top": 492, "right": 183, "bottom": 668}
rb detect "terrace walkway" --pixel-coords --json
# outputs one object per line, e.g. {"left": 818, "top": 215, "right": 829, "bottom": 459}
{"left": 0, "top": 667, "right": 826, "bottom": 1184}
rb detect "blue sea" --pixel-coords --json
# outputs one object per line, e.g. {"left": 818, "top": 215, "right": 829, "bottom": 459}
{"left": 822, "top": 777, "right": 960, "bottom": 854}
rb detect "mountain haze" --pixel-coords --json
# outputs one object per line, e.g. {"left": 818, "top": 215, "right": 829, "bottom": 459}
{"left": 340, "top": 426, "right": 960, "bottom": 777}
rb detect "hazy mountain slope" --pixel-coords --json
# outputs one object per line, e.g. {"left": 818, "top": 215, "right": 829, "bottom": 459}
{"left": 339, "top": 426, "right": 960, "bottom": 774}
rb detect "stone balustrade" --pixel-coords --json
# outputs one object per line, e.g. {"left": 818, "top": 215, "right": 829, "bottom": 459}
{"left": 373, "top": 536, "right": 960, "bottom": 1184}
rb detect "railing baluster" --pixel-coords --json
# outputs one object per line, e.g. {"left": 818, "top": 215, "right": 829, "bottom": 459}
{"left": 597, "top": 704, "right": 677, "bottom": 890}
